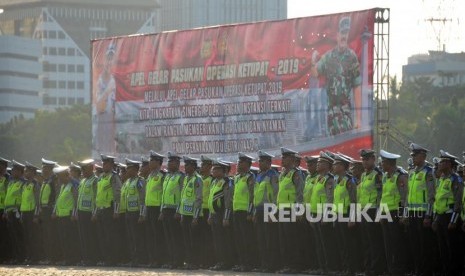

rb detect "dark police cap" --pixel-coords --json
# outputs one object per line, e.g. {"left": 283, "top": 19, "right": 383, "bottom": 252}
{"left": 333, "top": 154, "right": 352, "bottom": 165}
{"left": 167, "top": 151, "right": 181, "bottom": 160}
{"left": 439, "top": 150, "right": 457, "bottom": 162}
{"left": 304, "top": 155, "right": 319, "bottom": 163}
{"left": 238, "top": 152, "right": 254, "bottom": 162}
{"left": 12, "top": 160, "right": 25, "bottom": 169}
{"left": 281, "top": 147, "right": 298, "bottom": 156}
{"left": 78, "top": 159, "right": 94, "bottom": 167}
{"left": 360, "top": 149, "right": 375, "bottom": 158}
{"left": 41, "top": 158, "right": 57, "bottom": 167}
{"left": 258, "top": 150, "right": 274, "bottom": 160}
{"left": 318, "top": 151, "right": 334, "bottom": 164}
{"left": 200, "top": 155, "right": 215, "bottom": 164}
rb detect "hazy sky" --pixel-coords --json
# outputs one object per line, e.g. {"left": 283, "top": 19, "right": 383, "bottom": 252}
{"left": 287, "top": 0, "right": 465, "bottom": 79}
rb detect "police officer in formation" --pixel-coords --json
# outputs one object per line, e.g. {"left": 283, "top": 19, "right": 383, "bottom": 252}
{"left": 2, "top": 143, "right": 465, "bottom": 276}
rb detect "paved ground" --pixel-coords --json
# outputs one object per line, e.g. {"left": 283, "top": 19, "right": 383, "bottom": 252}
{"left": 0, "top": 266, "right": 291, "bottom": 276}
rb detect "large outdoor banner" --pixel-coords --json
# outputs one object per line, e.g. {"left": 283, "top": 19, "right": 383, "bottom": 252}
{"left": 92, "top": 9, "right": 375, "bottom": 161}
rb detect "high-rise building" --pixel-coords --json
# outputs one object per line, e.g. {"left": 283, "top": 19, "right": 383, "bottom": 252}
{"left": 0, "top": 35, "right": 41, "bottom": 123}
{"left": 0, "top": 0, "right": 287, "bottom": 122}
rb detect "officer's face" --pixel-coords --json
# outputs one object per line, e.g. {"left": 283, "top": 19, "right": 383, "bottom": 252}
{"left": 70, "top": 169, "right": 81, "bottom": 179}
{"left": 237, "top": 159, "right": 251, "bottom": 173}
{"left": 333, "top": 162, "right": 345, "bottom": 174}
{"left": 167, "top": 159, "right": 180, "bottom": 172}
{"left": 411, "top": 152, "right": 426, "bottom": 167}
{"left": 281, "top": 155, "right": 294, "bottom": 168}
{"left": 306, "top": 162, "right": 317, "bottom": 174}
{"left": 42, "top": 165, "right": 53, "bottom": 178}
{"left": 57, "top": 172, "right": 69, "bottom": 183}
{"left": 102, "top": 161, "right": 113, "bottom": 173}
{"left": 212, "top": 166, "right": 224, "bottom": 178}
{"left": 139, "top": 164, "right": 150, "bottom": 176}
{"left": 200, "top": 162, "right": 212, "bottom": 175}
{"left": 11, "top": 167, "right": 23, "bottom": 179}
{"left": 362, "top": 156, "right": 375, "bottom": 170}
{"left": 0, "top": 163, "right": 6, "bottom": 175}
{"left": 258, "top": 158, "right": 271, "bottom": 172}
{"left": 439, "top": 159, "right": 451, "bottom": 173}
{"left": 350, "top": 164, "right": 364, "bottom": 178}
{"left": 184, "top": 163, "right": 196, "bottom": 174}
{"left": 317, "top": 161, "right": 330, "bottom": 173}
{"left": 25, "top": 168, "right": 36, "bottom": 180}
{"left": 81, "top": 165, "right": 93, "bottom": 177}
{"left": 149, "top": 159, "right": 162, "bottom": 171}
{"left": 127, "top": 166, "right": 139, "bottom": 178}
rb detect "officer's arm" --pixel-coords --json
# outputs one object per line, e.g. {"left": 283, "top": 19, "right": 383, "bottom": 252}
{"left": 425, "top": 170, "right": 435, "bottom": 218}
{"left": 292, "top": 171, "right": 304, "bottom": 204}
{"left": 325, "top": 177, "right": 334, "bottom": 204}
{"left": 375, "top": 172, "right": 383, "bottom": 206}
{"left": 223, "top": 179, "right": 233, "bottom": 221}
{"left": 270, "top": 173, "right": 279, "bottom": 204}
{"left": 397, "top": 174, "right": 408, "bottom": 208}
{"left": 72, "top": 183, "right": 79, "bottom": 217}
{"left": 92, "top": 177, "right": 98, "bottom": 216}
{"left": 177, "top": 174, "right": 185, "bottom": 212}
{"left": 111, "top": 174, "right": 122, "bottom": 214}
{"left": 138, "top": 178, "right": 146, "bottom": 217}
{"left": 451, "top": 176, "right": 464, "bottom": 224}
{"left": 348, "top": 177, "right": 357, "bottom": 204}
{"left": 193, "top": 177, "right": 203, "bottom": 219}
{"left": 34, "top": 181, "right": 40, "bottom": 216}
{"left": 247, "top": 174, "right": 255, "bottom": 215}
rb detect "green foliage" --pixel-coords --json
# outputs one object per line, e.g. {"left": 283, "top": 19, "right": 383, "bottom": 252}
{"left": 389, "top": 77, "right": 465, "bottom": 159}
{"left": 0, "top": 104, "right": 92, "bottom": 165}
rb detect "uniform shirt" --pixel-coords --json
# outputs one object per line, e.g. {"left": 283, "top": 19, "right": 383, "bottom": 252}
{"left": 280, "top": 167, "right": 304, "bottom": 204}
{"left": 317, "top": 172, "right": 335, "bottom": 204}
{"left": 160, "top": 171, "right": 185, "bottom": 210}
{"left": 177, "top": 173, "right": 202, "bottom": 218}
{"left": 335, "top": 173, "right": 357, "bottom": 206}
{"left": 382, "top": 168, "right": 408, "bottom": 208}
{"left": 53, "top": 181, "right": 79, "bottom": 216}
{"left": 100, "top": 172, "right": 122, "bottom": 206}
{"left": 227, "top": 171, "right": 255, "bottom": 215}
{"left": 41, "top": 175, "right": 57, "bottom": 208}
{"left": 435, "top": 172, "right": 463, "bottom": 221}
{"left": 23, "top": 178, "right": 40, "bottom": 214}
{"left": 410, "top": 164, "right": 435, "bottom": 217}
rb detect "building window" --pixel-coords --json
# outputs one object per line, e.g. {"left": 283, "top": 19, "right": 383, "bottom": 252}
{"left": 49, "top": 48, "right": 57, "bottom": 55}
{"left": 68, "top": 97, "right": 75, "bottom": 105}
{"left": 58, "top": 31, "right": 66, "bottom": 39}
{"left": 59, "top": 97, "right": 66, "bottom": 105}
{"left": 58, "top": 64, "right": 66, "bottom": 72}
{"left": 67, "top": 48, "right": 75, "bottom": 56}
{"left": 77, "top": 65, "right": 84, "bottom": 72}
{"left": 68, "top": 81, "right": 75, "bottom": 89}
{"left": 77, "top": 98, "right": 84, "bottom": 104}
{"left": 59, "top": 81, "right": 66, "bottom": 89}
{"left": 77, "top": 81, "right": 84, "bottom": 89}
{"left": 68, "top": 64, "right": 75, "bottom": 72}
{"left": 58, "top": 47, "right": 66, "bottom": 56}
{"left": 43, "top": 96, "right": 57, "bottom": 105}
{"left": 49, "top": 30, "right": 56, "bottom": 39}
{"left": 43, "top": 80, "right": 56, "bottom": 88}
{"left": 43, "top": 48, "right": 48, "bottom": 55}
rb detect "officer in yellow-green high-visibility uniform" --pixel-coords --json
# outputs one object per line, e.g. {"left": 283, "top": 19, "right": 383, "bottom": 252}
{"left": 227, "top": 152, "right": 255, "bottom": 272}
{"left": 21, "top": 162, "right": 41, "bottom": 264}
{"left": 208, "top": 161, "right": 234, "bottom": 271}
{"left": 253, "top": 150, "right": 279, "bottom": 273}
{"left": 76, "top": 159, "right": 99, "bottom": 265}
{"left": 0, "top": 157, "right": 10, "bottom": 263}
{"left": 198, "top": 155, "right": 214, "bottom": 268}
{"left": 37, "top": 158, "right": 58, "bottom": 264}
{"left": 309, "top": 152, "right": 335, "bottom": 274}
{"left": 358, "top": 149, "right": 386, "bottom": 275}
{"left": 332, "top": 154, "right": 357, "bottom": 275}
{"left": 144, "top": 151, "right": 166, "bottom": 268}
{"left": 51, "top": 166, "right": 79, "bottom": 265}
{"left": 2, "top": 160, "right": 26, "bottom": 264}
{"left": 432, "top": 150, "right": 463, "bottom": 275}
{"left": 277, "top": 147, "right": 303, "bottom": 274}
{"left": 93, "top": 154, "right": 122, "bottom": 266}
{"left": 122, "top": 159, "right": 146, "bottom": 267}
{"left": 159, "top": 151, "right": 185, "bottom": 269}
{"left": 178, "top": 156, "right": 203, "bottom": 270}
{"left": 379, "top": 150, "right": 408, "bottom": 275}
{"left": 406, "top": 142, "right": 437, "bottom": 276}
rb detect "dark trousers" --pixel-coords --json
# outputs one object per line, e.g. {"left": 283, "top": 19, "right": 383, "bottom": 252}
{"left": 278, "top": 214, "right": 299, "bottom": 270}
{"left": 181, "top": 215, "right": 201, "bottom": 265}
{"left": 233, "top": 211, "right": 254, "bottom": 267}
{"left": 210, "top": 212, "right": 233, "bottom": 266}
{"left": 21, "top": 211, "right": 39, "bottom": 262}
{"left": 199, "top": 209, "right": 214, "bottom": 267}
{"left": 57, "top": 216, "right": 79, "bottom": 264}
{"left": 96, "top": 207, "right": 119, "bottom": 265}
{"left": 254, "top": 210, "right": 281, "bottom": 271}
{"left": 125, "top": 212, "right": 146, "bottom": 264}
{"left": 145, "top": 206, "right": 166, "bottom": 264}
{"left": 0, "top": 209, "right": 11, "bottom": 262}
{"left": 78, "top": 211, "right": 99, "bottom": 264}
{"left": 335, "top": 221, "right": 360, "bottom": 273}
{"left": 39, "top": 207, "right": 59, "bottom": 262}
{"left": 408, "top": 213, "right": 437, "bottom": 276}
{"left": 361, "top": 208, "right": 386, "bottom": 275}
{"left": 162, "top": 208, "right": 184, "bottom": 266}
{"left": 436, "top": 213, "right": 463, "bottom": 275}
{"left": 310, "top": 220, "right": 329, "bottom": 272}
{"left": 381, "top": 213, "right": 407, "bottom": 275}
{"left": 6, "top": 211, "right": 24, "bottom": 261}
